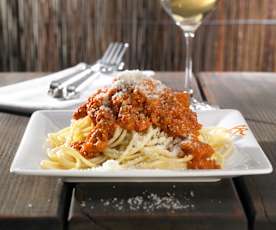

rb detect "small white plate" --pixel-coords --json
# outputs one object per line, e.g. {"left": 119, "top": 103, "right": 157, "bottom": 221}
{"left": 10, "top": 109, "right": 273, "bottom": 182}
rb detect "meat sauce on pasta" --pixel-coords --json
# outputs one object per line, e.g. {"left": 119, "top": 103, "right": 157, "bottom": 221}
{"left": 72, "top": 74, "right": 219, "bottom": 169}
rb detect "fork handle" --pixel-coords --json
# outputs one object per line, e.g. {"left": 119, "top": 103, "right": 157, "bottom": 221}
{"left": 49, "top": 63, "right": 88, "bottom": 89}
{"left": 66, "top": 71, "right": 95, "bottom": 91}
{"left": 63, "top": 69, "right": 96, "bottom": 99}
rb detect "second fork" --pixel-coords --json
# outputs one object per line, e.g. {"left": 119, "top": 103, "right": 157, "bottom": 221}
{"left": 61, "top": 42, "right": 129, "bottom": 100}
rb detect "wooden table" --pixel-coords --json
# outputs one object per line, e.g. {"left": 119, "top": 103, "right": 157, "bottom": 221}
{"left": 0, "top": 72, "right": 275, "bottom": 230}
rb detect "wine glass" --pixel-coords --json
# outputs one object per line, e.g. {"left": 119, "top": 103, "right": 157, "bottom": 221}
{"left": 160, "top": 0, "right": 218, "bottom": 110}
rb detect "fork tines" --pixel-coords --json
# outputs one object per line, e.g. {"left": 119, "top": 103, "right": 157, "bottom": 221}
{"left": 101, "top": 42, "right": 129, "bottom": 65}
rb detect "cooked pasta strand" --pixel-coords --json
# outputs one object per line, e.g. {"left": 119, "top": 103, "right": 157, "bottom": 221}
{"left": 41, "top": 116, "right": 234, "bottom": 170}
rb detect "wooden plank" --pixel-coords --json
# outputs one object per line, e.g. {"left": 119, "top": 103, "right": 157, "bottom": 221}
{"left": 2, "top": 0, "right": 276, "bottom": 72}
{"left": 0, "top": 73, "right": 71, "bottom": 230}
{"left": 198, "top": 72, "right": 276, "bottom": 229}
{"left": 68, "top": 72, "right": 246, "bottom": 230}
{"left": 69, "top": 181, "right": 246, "bottom": 230}
{"left": 0, "top": 72, "right": 47, "bottom": 86}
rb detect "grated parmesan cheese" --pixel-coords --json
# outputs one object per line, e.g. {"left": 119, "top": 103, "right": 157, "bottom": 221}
{"left": 114, "top": 70, "right": 168, "bottom": 99}
{"left": 81, "top": 187, "right": 196, "bottom": 213}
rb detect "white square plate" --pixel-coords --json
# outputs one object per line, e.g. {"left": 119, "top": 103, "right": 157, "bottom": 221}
{"left": 10, "top": 109, "right": 273, "bottom": 182}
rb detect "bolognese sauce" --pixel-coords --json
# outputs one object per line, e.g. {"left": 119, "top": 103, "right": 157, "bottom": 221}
{"left": 72, "top": 75, "right": 219, "bottom": 169}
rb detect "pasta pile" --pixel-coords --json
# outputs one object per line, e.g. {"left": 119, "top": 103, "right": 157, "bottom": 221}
{"left": 41, "top": 116, "right": 234, "bottom": 170}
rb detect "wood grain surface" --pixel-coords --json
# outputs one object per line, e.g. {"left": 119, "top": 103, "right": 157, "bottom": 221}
{"left": 199, "top": 72, "right": 276, "bottom": 230}
{"left": 1, "top": 0, "right": 276, "bottom": 72}
{"left": 69, "top": 181, "right": 246, "bottom": 230}
{"left": 67, "top": 72, "right": 246, "bottom": 230}
{"left": 0, "top": 73, "right": 71, "bottom": 230}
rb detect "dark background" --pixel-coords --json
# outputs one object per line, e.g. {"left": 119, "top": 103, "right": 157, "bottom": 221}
{"left": 1, "top": 0, "right": 276, "bottom": 72}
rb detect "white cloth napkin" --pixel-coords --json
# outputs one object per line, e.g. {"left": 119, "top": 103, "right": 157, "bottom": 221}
{"left": 0, "top": 69, "right": 154, "bottom": 114}
{"left": 0, "top": 70, "right": 113, "bottom": 114}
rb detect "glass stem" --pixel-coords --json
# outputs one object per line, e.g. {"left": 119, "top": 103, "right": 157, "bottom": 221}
{"left": 184, "top": 31, "right": 195, "bottom": 97}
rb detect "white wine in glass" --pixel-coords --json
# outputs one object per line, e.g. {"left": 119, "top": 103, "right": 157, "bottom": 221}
{"left": 161, "top": 0, "right": 218, "bottom": 110}
{"left": 162, "top": 0, "right": 217, "bottom": 32}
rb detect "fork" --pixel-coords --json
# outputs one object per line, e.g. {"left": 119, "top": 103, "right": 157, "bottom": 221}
{"left": 62, "top": 42, "right": 129, "bottom": 100}
{"left": 48, "top": 42, "right": 129, "bottom": 99}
